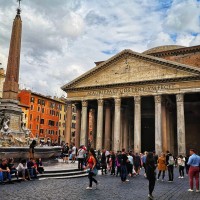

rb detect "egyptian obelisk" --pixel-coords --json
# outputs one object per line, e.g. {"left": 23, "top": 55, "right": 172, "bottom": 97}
{"left": 0, "top": 2, "right": 23, "bottom": 133}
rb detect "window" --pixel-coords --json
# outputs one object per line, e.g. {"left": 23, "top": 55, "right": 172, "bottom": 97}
{"left": 72, "top": 123, "right": 76, "bottom": 129}
{"left": 42, "top": 108, "right": 44, "bottom": 113}
{"left": 56, "top": 122, "right": 58, "bottom": 127}
{"left": 37, "top": 125, "right": 39, "bottom": 130}
{"left": 48, "top": 120, "right": 55, "bottom": 126}
{"left": 30, "top": 114, "right": 32, "bottom": 120}
{"left": 64, "top": 115, "right": 66, "bottom": 120}
{"left": 38, "top": 107, "right": 40, "bottom": 112}
{"left": 38, "top": 99, "right": 41, "bottom": 104}
{"left": 31, "top": 105, "right": 33, "bottom": 110}
{"left": 40, "top": 129, "right": 44, "bottom": 133}
{"left": 31, "top": 97, "right": 35, "bottom": 103}
{"left": 40, "top": 119, "right": 44, "bottom": 124}
{"left": 42, "top": 100, "right": 45, "bottom": 106}
{"left": 25, "top": 114, "right": 27, "bottom": 119}
{"left": 72, "top": 115, "right": 76, "bottom": 120}
{"left": 63, "top": 130, "right": 65, "bottom": 136}
{"left": 56, "top": 131, "right": 58, "bottom": 135}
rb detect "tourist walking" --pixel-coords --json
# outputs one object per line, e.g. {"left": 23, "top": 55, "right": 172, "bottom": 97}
{"left": 157, "top": 153, "right": 167, "bottom": 181}
{"left": 120, "top": 149, "right": 129, "bottom": 182}
{"left": 146, "top": 152, "right": 156, "bottom": 200}
{"left": 127, "top": 152, "right": 134, "bottom": 177}
{"left": 100, "top": 149, "right": 107, "bottom": 175}
{"left": 110, "top": 151, "right": 116, "bottom": 175}
{"left": 185, "top": 154, "right": 190, "bottom": 175}
{"left": 167, "top": 153, "right": 174, "bottom": 182}
{"left": 29, "top": 140, "right": 36, "bottom": 159}
{"left": 86, "top": 148, "right": 98, "bottom": 190}
{"left": 187, "top": 149, "right": 200, "bottom": 192}
{"left": 62, "top": 143, "right": 69, "bottom": 163}
{"left": 142, "top": 151, "right": 147, "bottom": 177}
{"left": 77, "top": 145, "right": 86, "bottom": 170}
{"left": 116, "top": 151, "right": 122, "bottom": 177}
{"left": 71, "top": 143, "right": 77, "bottom": 163}
{"left": 178, "top": 155, "right": 185, "bottom": 178}
{"left": 134, "top": 153, "right": 141, "bottom": 175}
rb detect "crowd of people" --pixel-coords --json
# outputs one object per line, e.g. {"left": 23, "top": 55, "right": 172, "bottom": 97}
{"left": 70, "top": 144, "right": 199, "bottom": 199}
{"left": 0, "top": 157, "right": 44, "bottom": 184}
{"left": 1, "top": 140, "right": 199, "bottom": 200}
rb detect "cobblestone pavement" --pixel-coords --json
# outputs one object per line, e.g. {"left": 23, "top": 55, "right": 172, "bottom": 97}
{"left": 0, "top": 167, "right": 199, "bottom": 200}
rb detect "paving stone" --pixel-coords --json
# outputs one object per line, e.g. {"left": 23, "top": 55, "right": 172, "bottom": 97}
{"left": 0, "top": 168, "right": 199, "bottom": 200}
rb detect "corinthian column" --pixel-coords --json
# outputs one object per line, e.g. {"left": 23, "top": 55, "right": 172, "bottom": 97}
{"left": 96, "top": 99, "right": 104, "bottom": 150}
{"left": 80, "top": 100, "right": 88, "bottom": 146}
{"left": 104, "top": 101, "right": 111, "bottom": 150}
{"left": 75, "top": 103, "right": 81, "bottom": 147}
{"left": 66, "top": 102, "right": 72, "bottom": 143}
{"left": 123, "top": 106, "right": 129, "bottom": 151}
{"left": 155, "top": 95, "right": 162, "bottom": 155}
{"left": 134, "top": 96, "right": 141, "bottom": 153}
{"left": 114, "top": 98, "right": 121, "bottom": 152}
{"left": 176, "top": 94, "right": 186, "bottom": 155}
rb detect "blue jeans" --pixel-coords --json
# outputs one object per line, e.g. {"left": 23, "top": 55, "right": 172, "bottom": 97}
{"left": 0, "top": 171, "right": 3, "bottom": 182}
{"left": 0, "top": 171, "right": 11, "bottom": 181}
{"left": 28, "top": 168, "right": 37, "bottom": 178}
{"left": 121, "top": 165, "right": 127, "bottom": 182}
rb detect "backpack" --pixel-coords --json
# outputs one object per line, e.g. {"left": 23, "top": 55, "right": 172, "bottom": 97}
{"left": 168, "top": 156, "right": 174, "bottom": 165}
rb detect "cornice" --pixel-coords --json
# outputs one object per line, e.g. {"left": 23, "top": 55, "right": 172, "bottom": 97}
{"left": 64, "top": 75, "right": 200, "bottom": 92}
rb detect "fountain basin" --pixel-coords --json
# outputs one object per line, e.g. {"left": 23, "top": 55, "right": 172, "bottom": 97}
{"left": 0, "top": 146, "right": 62, "bottom": 160}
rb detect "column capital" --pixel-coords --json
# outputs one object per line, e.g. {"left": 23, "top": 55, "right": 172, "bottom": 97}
{"left": 82, "top": 100, "right": 88, "bottom": 107}
{"left": 154, "top": 95, "right": 162, "bottom": 103}
{"left": 97, "top": 99, "right": 104, "bottom": 106}
{"left": 176, "top": 94, "right": 184, "bottom": 102}
{"left": 114, "top": 98, "right": 121, "bottom": 106}
{"left": 134, "top": 96, "right": 141, "bottom": 104}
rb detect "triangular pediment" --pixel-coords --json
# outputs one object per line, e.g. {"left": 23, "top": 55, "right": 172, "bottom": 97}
{"left": 62, "top": 49, "right": 200, "bottom": 90}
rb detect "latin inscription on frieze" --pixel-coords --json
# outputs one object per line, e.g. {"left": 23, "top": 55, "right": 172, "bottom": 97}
{"left": 87, "top": 84, "right": 175, "bottom": 97}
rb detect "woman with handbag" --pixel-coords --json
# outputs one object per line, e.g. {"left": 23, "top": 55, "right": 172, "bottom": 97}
{"left": 86, "top": 148, "right": 98, "bottom": 190}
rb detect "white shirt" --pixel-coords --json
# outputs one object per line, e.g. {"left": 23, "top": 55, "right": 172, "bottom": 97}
{"left": 16, "top": 163, "right": 27, "bottom": 171}
{"left": 128, "top": 155, "right": 134, "bottom": 165}
{"left": 72, "top": 146, "right": 76, "bottom": 155}
{"left": 77, "top": 148, "right": 85, "bottom": 158}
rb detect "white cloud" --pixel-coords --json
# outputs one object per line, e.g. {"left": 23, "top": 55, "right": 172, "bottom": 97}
{"left": 0, "top": 0, "right": 199, "bottom": 97}
{"left": 164, "top": 0, "right": 200, "bottom": 33}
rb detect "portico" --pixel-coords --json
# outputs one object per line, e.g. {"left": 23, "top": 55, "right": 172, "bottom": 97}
{"left": 62, "top": 47, "right": 200, "bottom": 155}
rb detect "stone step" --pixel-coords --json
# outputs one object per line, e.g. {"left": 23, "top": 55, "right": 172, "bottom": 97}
{"left": 39, "top": 173, "right": 88, "bottom": 180}
{"left": 44, "top": 168, "right": 80, "bottom": 174}
{"left": 38, "top": 170, "right": 86, "bottom": 178}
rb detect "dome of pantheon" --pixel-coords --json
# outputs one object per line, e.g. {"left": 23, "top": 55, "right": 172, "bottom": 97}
{"left": 143, "top": 45, "right": 185, "bottom": 54}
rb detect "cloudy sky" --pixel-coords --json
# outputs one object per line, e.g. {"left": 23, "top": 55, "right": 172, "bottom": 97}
{"left": 0, "top": 0, "right": 200, "bottom": 97}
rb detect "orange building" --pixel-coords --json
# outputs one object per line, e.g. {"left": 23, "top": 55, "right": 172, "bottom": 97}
{"left": 18, "top": 90, "right": 65, "bottom": 144}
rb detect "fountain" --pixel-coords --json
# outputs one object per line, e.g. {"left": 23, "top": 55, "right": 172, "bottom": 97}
{"left": 0, "top": 2, "right": 61, "bottom": 160}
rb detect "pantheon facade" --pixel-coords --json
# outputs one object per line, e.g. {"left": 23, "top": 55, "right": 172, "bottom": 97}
{"left": 62, "top": 45, "right": 200, "bottom": 156}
